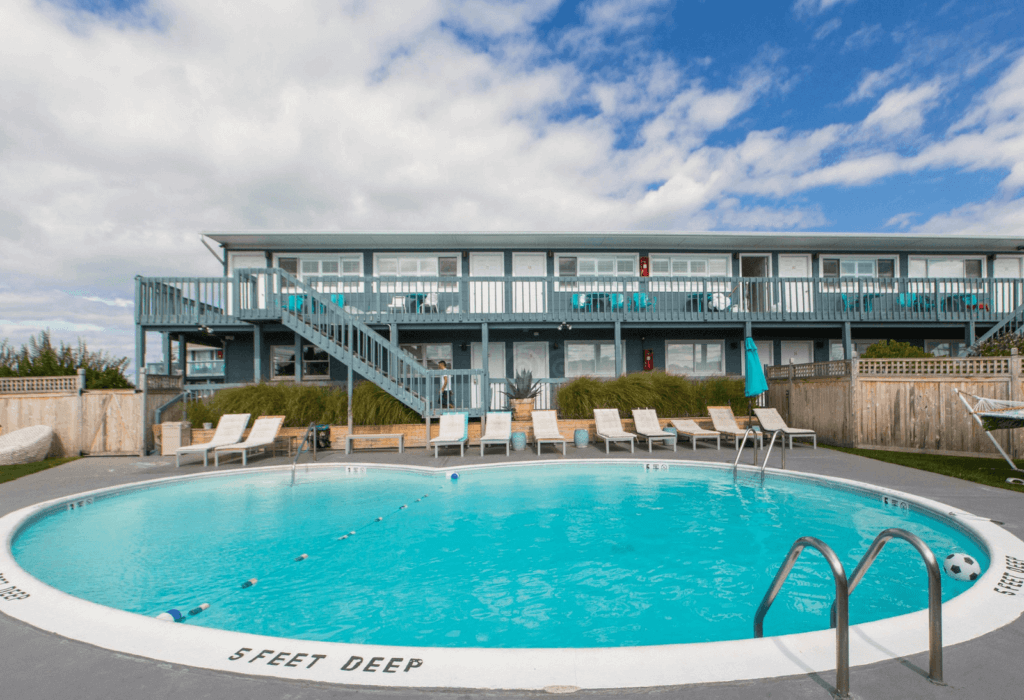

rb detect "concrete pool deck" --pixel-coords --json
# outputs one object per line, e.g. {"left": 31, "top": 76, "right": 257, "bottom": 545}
{"left": 1, "top": 444, "right": 1021, "bottom": 699}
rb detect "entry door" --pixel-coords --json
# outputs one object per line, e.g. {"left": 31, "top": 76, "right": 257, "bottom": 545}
{"left": 780, "top": 340, "right": 813, "bottom": 366}
{"left": 512, "top": 253, "right": 547, "bottom": 313}
{"left": 513, "top": 341, "right": 550, "bottom": 408}
{"left": 778, "top": 254, "right": 812, "bottom": 313}
{"left": 471, "top": 342, "right": 506, "bottom": 409}
{"left": 740, "top": 255, "right": 772, "bottom": 312}
{"left": 470, "top": 253, "right": 504, "bottom": 314}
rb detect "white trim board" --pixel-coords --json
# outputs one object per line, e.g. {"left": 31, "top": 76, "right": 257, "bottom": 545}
{"left": 1, "top": 462, "right": 1022, "bottom": 690}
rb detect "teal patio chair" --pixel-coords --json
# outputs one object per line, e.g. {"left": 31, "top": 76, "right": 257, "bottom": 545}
{"left": 630, "top": 292, "right": 656, "bottom": 311}
{"left": 571, "top": 293, "right": 591, "bottom": 311}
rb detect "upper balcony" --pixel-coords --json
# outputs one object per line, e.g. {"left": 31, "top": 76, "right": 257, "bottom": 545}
{"left": 136, "top": 271, "right": 1022, "bottom": 327}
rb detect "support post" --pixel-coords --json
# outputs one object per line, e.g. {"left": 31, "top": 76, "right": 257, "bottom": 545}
{"left": 135, "top": 326, "right": 145, "bottom": 387}
{"left": 965, "top": 321, "right": 976, "bottom": 350}
{"left": 177, "top": 333, "right": 187, "bottom": 380}
{"left": 162, "top": 332, "right": 172, "bottom": 375}
{"left": 390, "top": 323, "right": 398, "bottom": 347}
{"left": 253, "top": 325, "right": 263, "bottom": 382}
{"left": 294, "top": 332, "right": 303, "bottom": 383}
{"left": 1010, "top": 348, "right": 1020, "bottom": 459}
{"left": 614, "top": 320, "right": 622, "bottom": 377}
{"left": 138, "top": 368, "right": 147, "bottom": 456}
{"left": 843, "top": 322, "right": 852, "bottom": 361}
{"left": 347, "top": 362, "right": 354, "bottom": 434}
{"left": 481, "top": 323, "right": 490, "bottom": 415}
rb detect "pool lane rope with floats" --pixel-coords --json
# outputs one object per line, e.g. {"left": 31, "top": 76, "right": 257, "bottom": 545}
{"left": 154, "top": 488, "right": 443, "bottom": 623}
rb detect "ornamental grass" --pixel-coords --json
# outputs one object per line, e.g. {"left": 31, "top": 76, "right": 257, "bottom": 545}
{"left": 555, "top": 372, "right": 747, "bottom": 419}
{"left": 184, "top": 381, "right": 418, "bottom": 428}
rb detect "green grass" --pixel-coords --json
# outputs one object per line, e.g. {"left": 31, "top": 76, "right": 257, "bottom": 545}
{"left": 825, "top": 446, "right": 1024, "bottom": 494}
{"left": 0, "top": 456, "right": 80, "bottom": 485}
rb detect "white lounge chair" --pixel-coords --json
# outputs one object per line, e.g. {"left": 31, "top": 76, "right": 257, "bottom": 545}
{"left": 213, "top": 415, "right": 285, "bottom": 467}
{"left": 175, "top": 413, "right": 251, "bottom": 467}
{"left": 532, "top": 410, "right": 567, "bottom": 455}
{"left": 431, "top": 412, "right": 468, "bottom": 457}
{"left": 708, "top": 406, "right": 762, "bottom": 449}
{"left": 631, "top": 409, "right": 677, "bottom": 452}
{"left": 593, "top": 409, "right": 637, "bottom": 453}
{"left": 0, "top": 425, "right": 53, "bottom": 466}
{"left": 754, "top": 407, "right": 817, "bottom": 449}
{"left": 670, "top": 419, "right": 721, "bottom": 450}
{"left": 479, "top": 412, "right": 512, "bottom": 456}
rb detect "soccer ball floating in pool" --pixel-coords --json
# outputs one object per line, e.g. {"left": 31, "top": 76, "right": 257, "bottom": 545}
{"left": 943, "top": 553, "right": 981, "bottom": 581}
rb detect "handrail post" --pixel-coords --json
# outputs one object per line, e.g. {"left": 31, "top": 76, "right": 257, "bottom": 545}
{"left": 755, "top": 536, "right": 850, "bottom": 698}
{"left": 829, "top": 528, "right": 943, "bottom": 684}
{"left": 732, "top": 427, "right": 759, "bottom": 481}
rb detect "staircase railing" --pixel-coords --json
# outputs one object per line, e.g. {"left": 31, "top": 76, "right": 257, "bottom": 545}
{"left": 236, "top": 268, "right": 481, "bottom": 416}
{"left": 968, "top": 298, "right": 1024, "bottom": 353}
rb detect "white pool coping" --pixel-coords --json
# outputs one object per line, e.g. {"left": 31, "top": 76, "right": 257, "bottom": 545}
{"left": 1, "top": 459, "right": 1023, "bottom": 690}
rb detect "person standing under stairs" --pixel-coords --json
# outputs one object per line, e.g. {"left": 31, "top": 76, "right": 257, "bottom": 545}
{"left": 438, "top": 360, "right": 453, "bottom": 408}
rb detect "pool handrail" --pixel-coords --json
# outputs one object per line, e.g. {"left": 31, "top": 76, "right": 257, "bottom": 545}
{"left": 754, "top": 536, "right": 850, "bottom": 698}
{"left": 731, "top": 427, "right": 760, "bottom": 481}
{"left": 758, "top": 429, "right": 786, "bottom": 484}
{"left": 828, "top": 528, "right": 943, "bottom": 684}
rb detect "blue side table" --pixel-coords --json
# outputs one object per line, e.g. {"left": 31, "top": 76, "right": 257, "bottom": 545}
{"left": 664, "top": 426, "right": 677, "bottom": 446}
{"left": 511, "top": 431, "right": 527, "bottom": 451}
{"left": 574, "top": 428, "right": 590, "bottom": 448}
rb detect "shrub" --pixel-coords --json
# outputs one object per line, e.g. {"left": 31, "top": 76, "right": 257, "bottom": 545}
{"left": 555, "top": 372, "right": 747, "bottom": 419}
{"left": 183, "top": 381, "right": 420, "bottom": 428}
{"left": 0, "top": 330, "right": 133, "bottom": 389}
{"left": 860, "top": 340, "right": 932, "bottom": 359}
{"left": 351, "top": 381, "right": 421, "bottom": 426}
{"left": 972, "top": 332, "right": 1024, "bottom": 357}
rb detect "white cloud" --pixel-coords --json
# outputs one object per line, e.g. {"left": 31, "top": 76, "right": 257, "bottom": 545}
{"left": 845, "top": 62, "right": 906, "bottom": 103}
{"left": 843, "top": 24, "right": 882, "bottom": 52}
{"left": 912, "top": 196, "right": 1024, "bottom": 235}
{"left": 0, "top": 1, "right": 1023, "bottom": 374}
{"left": 793, "top": 0, "right": 856, "bottom": 18}
{"left": 884, "top": 211, "right": 917, "bottom": 230}
{"left": 861, "top": 80, "right": 943, "bottom": 135}
{"left": 813, "top": 18, "right": 842, "bottom": 41}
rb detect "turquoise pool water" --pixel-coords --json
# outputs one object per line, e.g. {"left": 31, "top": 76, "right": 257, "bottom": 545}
{"left": 12, "top": 463, "right": 986, "bottom": 648}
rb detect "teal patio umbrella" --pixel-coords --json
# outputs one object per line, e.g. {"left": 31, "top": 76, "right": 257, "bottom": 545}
{"left": 744, "top": 338, "right": 769, "bottom": 438}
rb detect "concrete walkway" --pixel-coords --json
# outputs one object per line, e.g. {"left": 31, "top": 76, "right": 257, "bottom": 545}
{"left": 1, "top": 443, "right": 1021, "bottom": 700}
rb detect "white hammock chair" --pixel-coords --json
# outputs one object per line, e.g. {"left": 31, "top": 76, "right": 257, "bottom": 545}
{"left": 953, "top": 388, "right": 1024, "bottom": 476}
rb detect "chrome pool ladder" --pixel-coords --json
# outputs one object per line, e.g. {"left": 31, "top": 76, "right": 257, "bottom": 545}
{"left": 829, "top": 528, "right": 944, "bottom": 684}
{"left": 753, "top": 528, "right": 943, "bottom": 699}
{"left": 732, "top": 428, "right": 785, "bottom": 483}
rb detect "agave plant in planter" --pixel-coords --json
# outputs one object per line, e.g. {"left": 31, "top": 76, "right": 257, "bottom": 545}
{"left": 503, "top": 370, "right": 542, "bottom": 421}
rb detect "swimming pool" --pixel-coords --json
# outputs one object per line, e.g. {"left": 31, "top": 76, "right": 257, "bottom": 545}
{"left": 2, "top": 460, "right": 1023, "bottom": 689}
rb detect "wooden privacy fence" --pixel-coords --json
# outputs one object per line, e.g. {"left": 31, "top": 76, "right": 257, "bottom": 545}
{"left": 765, "top": 352, "right": 1024, "bottom": 458}
{"left": 0, "top": 371, "right": 145, "bottom": 457}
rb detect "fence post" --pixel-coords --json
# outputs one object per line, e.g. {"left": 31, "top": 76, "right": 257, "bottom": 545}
{"left": 1011, "top": 349, "right": 1020, "bottom": 459}
{"left": 849, "top": 352, "right": 860, "bottom": 448}
{"left": 787, "top": 359, "right": 795, "bottom": 421}
{"left": 138, "top": 368, "right": 147, "bottom": 457}
{"left": 78, "top": 368, "right": 87, "bottom": 456}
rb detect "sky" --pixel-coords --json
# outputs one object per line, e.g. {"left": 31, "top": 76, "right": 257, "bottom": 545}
{"left": 1, "top": 0, "right": 1023, "bottom": 375}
